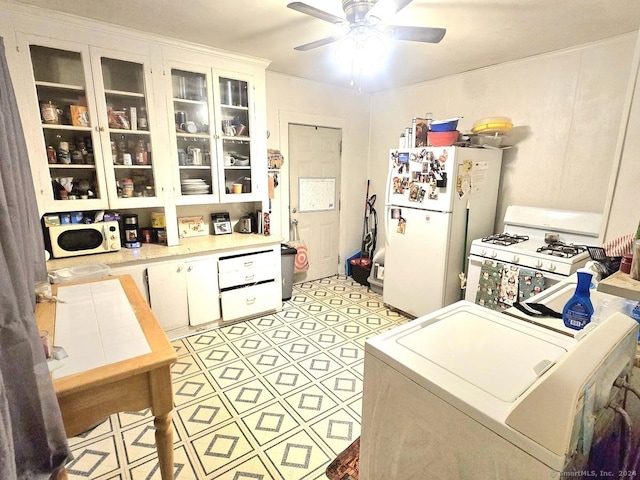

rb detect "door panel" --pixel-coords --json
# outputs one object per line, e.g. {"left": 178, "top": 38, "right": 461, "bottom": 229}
{"left": 147, "top": 262, "right": 188, "bottom": 331}
{"left": 186, "top": 258, "right": 220, "bottom": 326}
{"left": 289, "top": 124, "right": 341, "bottom": 281}
{"left": 382, "top": 208, "right": 452, "bottom": 317}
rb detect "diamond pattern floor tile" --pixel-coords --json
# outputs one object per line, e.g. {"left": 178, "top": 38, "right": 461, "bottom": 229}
{"left": 61, "top": 276, "right": 409, "bottom": 480}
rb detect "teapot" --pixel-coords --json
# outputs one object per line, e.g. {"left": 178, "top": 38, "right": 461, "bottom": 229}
{"left": 187, "top": 146, "right": 202, "bottom": 166}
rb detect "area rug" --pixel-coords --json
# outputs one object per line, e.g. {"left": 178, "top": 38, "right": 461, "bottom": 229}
{"left": 326, "top": 437, "right": 360, "bottom": 480}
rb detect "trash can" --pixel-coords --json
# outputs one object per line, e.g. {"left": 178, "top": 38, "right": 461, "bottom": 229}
{"left": 281, "top": 243, "right": 297, "bottom": 300}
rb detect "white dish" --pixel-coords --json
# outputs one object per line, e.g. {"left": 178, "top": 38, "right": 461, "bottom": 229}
{"left": 181, "top": 179, "right": 207, "bottom": 184}
{"left": 183, "top": 189, "right": 210, "bottom": 195}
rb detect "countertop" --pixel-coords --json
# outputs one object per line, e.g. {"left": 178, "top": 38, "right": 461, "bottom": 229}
{"left": 597, "top": 271, "right": 640, "bottom": 302}
{"left": 46, "top": 233, "right": 282, "bottom": 271}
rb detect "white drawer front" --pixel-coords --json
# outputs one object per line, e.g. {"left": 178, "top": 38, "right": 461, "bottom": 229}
{"left": 220, "top": 282, "right": 280, "bottom": 321}
{"left": 219, "top": 266, "right": 275, "bottom": 290}
{"left": 218, "top": 250, "right": 276, "bottom": 274}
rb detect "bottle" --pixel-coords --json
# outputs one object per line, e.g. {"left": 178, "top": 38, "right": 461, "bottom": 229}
{"left": 562, "top": 271, "right": 595, "bottom": 330}
{"left": 138, "top": 106, "right": 148, "bottom": 130}
{"left": 111, "top": 140, "right": 118, "bottom": 164}
{"left": 46, "top": 145, "right": 57, "bottom": 164}
{"left": 135, "top": 139, "right": 148, "bottom": 165}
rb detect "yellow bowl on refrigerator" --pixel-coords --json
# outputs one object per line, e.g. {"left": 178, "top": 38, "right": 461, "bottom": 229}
{"left": 471, "top": 116, "right": 513, "bottom": 134}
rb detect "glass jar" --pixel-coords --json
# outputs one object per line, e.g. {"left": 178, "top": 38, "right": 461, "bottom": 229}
{"left": 122, "top": 178, "right": 134, "bottom": 198}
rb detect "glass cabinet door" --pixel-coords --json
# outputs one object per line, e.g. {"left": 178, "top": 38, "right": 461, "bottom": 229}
{"left": 94, "top": 54, "right": 159, "bottom": 207}
{"left": 217, "top": 74, "right": 254, "bottom": 201}
{"left": 29, "top": 43, "right": 108, "bottom": 210}
{"left": 169, "top": 67, "right": 215, "bottom": 202}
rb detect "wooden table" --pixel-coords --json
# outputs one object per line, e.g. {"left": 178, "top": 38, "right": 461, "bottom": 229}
{"left": 36, "top": 275, "right": 178, "bottom": 480}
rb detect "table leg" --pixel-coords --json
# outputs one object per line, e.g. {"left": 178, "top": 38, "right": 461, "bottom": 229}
{"left": 154, "top": 412, "right": 174, "bottom": 480}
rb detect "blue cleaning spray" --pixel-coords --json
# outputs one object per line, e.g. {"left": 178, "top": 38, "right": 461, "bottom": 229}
{"left": 562, "top": 271, "right": 595, "bottom": 330}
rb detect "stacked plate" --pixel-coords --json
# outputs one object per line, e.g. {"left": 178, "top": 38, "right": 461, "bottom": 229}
{"left": 181, "top": 178, "right": 210, "bottom": 195}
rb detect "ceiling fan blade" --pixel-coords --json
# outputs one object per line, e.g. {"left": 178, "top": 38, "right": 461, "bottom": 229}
{"left": 294, "top": 35, "right": 344, "bottom": 51}
{"left": 287, "top": 2, "right": 345, "bottom": 24}
{"left": 367, "top": 0, "right": 413, "bottom": 21}
{"left": 389, "top": 25, "right": 446, "bottom": 43}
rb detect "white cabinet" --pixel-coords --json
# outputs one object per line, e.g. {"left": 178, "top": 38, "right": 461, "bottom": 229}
{"left": 218, "top": 247, "right": 281, "bottom": 322}
{"left": 161, "top": 49, "right": 268, "bottom": 205}
{"left": 147, "top": 256, "right": 220, "bottom": 331}
{"left": 18, "top": 34, "right": 164, "bottom": 213}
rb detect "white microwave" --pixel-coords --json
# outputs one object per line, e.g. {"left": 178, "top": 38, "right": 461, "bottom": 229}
{"left": 48, "top": 221, "right": 121, "bottom": 258}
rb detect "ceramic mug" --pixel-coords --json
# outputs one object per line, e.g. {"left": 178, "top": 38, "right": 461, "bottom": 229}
{"left": 224, "top": 155, "right": 235, "bottom": 167}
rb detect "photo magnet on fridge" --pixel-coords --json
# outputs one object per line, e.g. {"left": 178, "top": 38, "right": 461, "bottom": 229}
{"left": 391, "top": 208, "right": 401, "bottom": 219}
{"left": 397, "top": 217, "right": 406, "bottom": 234}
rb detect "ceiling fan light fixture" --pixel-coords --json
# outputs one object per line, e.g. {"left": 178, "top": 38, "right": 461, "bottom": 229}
{"left": 335, "top": 26, "right": 388, "bottom": 70}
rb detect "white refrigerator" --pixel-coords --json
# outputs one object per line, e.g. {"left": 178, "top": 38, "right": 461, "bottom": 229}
{"left": 383, "top": 146, "right": 503, "bottom": 317}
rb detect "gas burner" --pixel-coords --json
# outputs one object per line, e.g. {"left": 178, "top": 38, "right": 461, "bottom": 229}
{"left": 536, "top": 243, "right": 587, "bottom": 258}
{"left": 481, "top": 233, "right": 530, "bottom": 246}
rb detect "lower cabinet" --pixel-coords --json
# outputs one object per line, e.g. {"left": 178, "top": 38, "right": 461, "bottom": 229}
{"left": 147, "top": 256, "right": 220, "bottom": 331}
{"left": 109, "top": 263, "right": 151, "bottom": 304}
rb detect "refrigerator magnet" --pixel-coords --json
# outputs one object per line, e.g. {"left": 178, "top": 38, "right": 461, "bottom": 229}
{"left": 391, "top": 208, "right": 401, "bottom": 219}
{"left": 397, "top": 217, "right": 406, "bottom": 234}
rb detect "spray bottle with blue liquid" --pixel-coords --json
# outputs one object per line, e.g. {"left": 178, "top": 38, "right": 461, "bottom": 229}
{"left": 562, "top": 270, "right": 595, "bottom": 330}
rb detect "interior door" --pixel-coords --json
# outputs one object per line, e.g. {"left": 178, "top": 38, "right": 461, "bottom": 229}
{"left": 289, "top": 124, "right": 342, "bottom": 281}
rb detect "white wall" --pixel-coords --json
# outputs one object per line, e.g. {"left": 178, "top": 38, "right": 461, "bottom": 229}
{"left": 266, "top": 35, "right": 638, "bottom": 271}
{"left": 265, "top": 72, "right": 371, "bottom": 271}
{"left": 369, "top": 34, "right": 638, "bottom": 240}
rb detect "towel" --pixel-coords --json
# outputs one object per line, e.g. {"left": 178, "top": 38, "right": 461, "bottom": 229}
{"left": 475, "top": 260, "right": 503, "bottom": 310}
{"left": 518, "top": 268, "right": 545, "bottom": 301}
{"left": 498, "top": 265, "right": 520, "bottom": 306}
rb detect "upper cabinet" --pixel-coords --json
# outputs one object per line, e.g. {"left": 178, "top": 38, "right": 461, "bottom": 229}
{"left": 163, "top": 55, "right": 264, "bottom": 204}
{"left": 6, "top": 8, "right": 269, "bottom": 221}
{"left": 21, "top": 35, "right": 163, "bottom": 213}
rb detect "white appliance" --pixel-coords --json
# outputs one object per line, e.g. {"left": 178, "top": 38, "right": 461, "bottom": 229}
{"left": 383, "top": 146, "right": 503, "bottom": 317}
{"left": 360, "top": 300, "right": 638, "bottom": 479}
{"left": 465, "top": 206, "right": 602, "bottom": 304}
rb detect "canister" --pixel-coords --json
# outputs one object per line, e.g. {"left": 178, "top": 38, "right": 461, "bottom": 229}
{"left": 151, "top": 211, "right": 166, "bottom": 228}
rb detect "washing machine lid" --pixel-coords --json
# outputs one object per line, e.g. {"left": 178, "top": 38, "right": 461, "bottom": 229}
{"left": 395, "top": 304, "right": 568, "bottom": 402}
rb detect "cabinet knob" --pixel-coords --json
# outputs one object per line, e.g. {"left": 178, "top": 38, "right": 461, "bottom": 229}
{"left": 187, "top": 266, "right": 193, "bottom": 272}
{"left": 177, "top": 267, "right": 183, "bottom": 273}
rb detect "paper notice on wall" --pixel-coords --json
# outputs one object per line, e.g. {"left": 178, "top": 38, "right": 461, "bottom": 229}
{"left": 471, "top": 161, "right": 489, "bottom": 192}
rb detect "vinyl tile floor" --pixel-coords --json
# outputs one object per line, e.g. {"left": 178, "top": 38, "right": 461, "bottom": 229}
{"left": 63, "top": 275, "right": 410, "bottom": 479}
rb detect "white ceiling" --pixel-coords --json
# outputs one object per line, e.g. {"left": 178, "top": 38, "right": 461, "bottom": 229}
{"left": 7, "top": 0, "right": 640, "bottom": 93}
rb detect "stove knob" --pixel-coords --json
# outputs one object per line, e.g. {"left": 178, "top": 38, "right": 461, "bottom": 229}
{"left": 512, "top": 255, "right": 520, "bottom": 263}
{"left": 490, "top": 250, "right": 498, "bottom": 258}
{"left": 480, "top": 248, "right": 487, "bottom": 256}
{"left": 535, "top": 260, "right": 543, "bottom": 268}
{"left": 548, "top": 263, "right": 557, "bottom": 272}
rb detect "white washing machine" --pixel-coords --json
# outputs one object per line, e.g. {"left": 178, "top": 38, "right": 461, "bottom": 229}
{"left": 359, "top": 300, "right": 638, "bottom": 479}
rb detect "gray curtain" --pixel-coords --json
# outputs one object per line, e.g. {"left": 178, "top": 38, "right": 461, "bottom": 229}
{"left": 0, "top": 37, "right": 71, "bottom": 478}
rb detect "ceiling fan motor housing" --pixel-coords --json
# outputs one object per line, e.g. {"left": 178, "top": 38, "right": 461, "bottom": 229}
{"left": 342, "top": 0, "right": 377, "bottom": 24}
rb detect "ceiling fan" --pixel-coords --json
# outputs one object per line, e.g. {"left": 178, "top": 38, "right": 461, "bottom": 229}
{"left": 287, "top": 0, "right": 446, "bottom": 52}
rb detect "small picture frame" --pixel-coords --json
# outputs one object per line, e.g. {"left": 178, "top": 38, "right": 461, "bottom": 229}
{"left": 213, "top": 221, "right": 232, "bottom": 235}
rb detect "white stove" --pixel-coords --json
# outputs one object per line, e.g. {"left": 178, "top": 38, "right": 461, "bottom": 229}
{"left": 465, "top": 206, "right": 602, "bottom": 302}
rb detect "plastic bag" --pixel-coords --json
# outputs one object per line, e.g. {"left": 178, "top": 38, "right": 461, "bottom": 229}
{"left": 288, "top": 220, "right": 309, "bottom": 273}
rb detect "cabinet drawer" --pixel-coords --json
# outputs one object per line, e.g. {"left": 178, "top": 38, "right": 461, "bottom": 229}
{"left": 220, "top": 282, "right": 280, "bottom": 321}
{"left": 219, "top": 266, "right": 275, "bottom": 290}
{"left": 218, "top": 250, "right": 276, "bottom": 274}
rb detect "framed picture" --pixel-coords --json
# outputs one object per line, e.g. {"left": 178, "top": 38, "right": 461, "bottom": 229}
{"left": 178, "top": 215, "right": 208, "bottom": 237}
{"left": 213, "top": 221, "right": 232, "bottom": 235}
